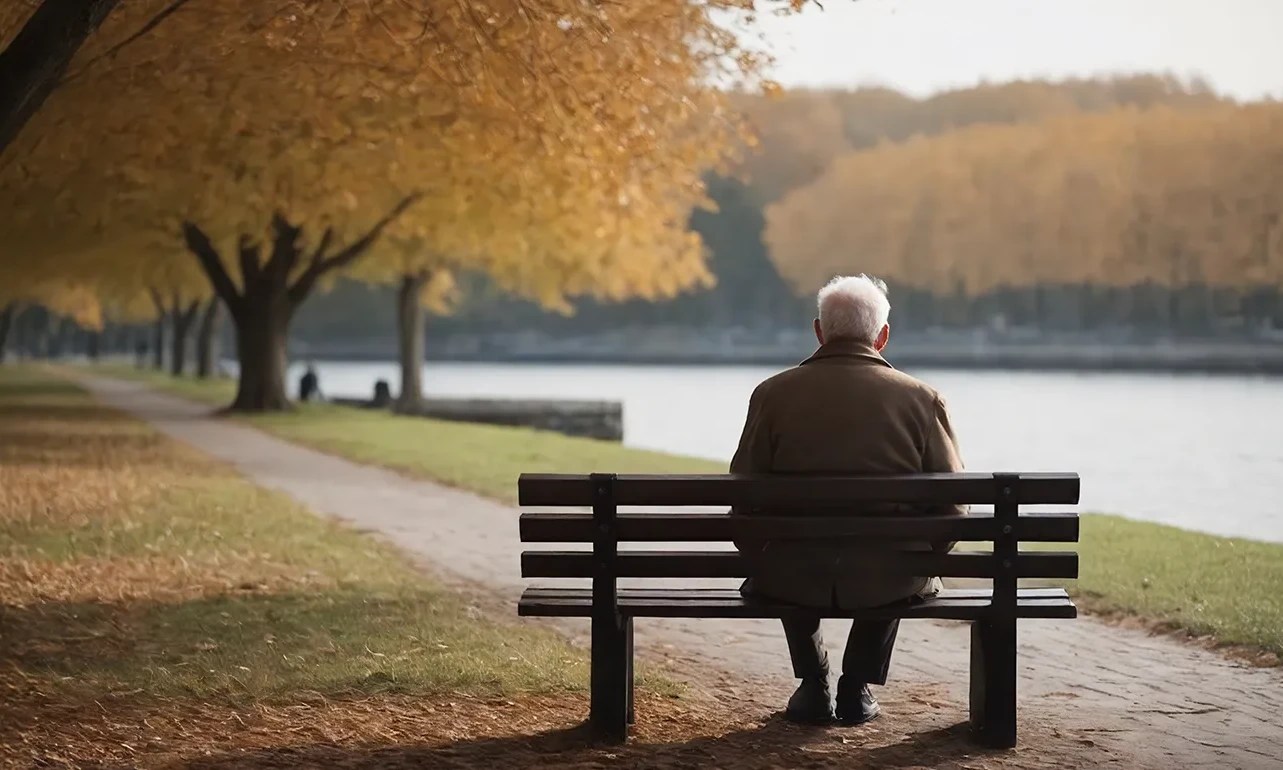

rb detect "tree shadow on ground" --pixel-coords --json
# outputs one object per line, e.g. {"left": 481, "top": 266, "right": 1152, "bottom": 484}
{"left": 180, "top": 716, "right": 994, "bottom": 770}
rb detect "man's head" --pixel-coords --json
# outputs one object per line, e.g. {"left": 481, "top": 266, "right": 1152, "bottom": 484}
{"left": 814, "top": 274, "right": 891, "bottom": 351}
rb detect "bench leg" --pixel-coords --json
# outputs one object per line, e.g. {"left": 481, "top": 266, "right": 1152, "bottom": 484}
{"left": 625, "top": 618, "right": 635, "bottom": 725}
{"left": 590, "top": 611, "right": 630, "bottom": 743}
{"left": 969, "top": 617, "right": 1017, "bottom": 748}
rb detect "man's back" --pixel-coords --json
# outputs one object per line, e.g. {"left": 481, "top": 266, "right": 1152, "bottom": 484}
{"left": 731, "top": 338, "right": 965, "bottom": 609}
{"left": 735, "top": 341, "right": 960, "bottom": 478}
{"left": 732, "top": 274, "right": 963, "bottom": 723}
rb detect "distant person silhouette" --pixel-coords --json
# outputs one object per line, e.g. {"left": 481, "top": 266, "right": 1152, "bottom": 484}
{"left": 299, "top": 365, "right": 323, "bottom": 402}
{"left": 372, "top": 379, "right": 392, "bottom": 408}
{"left": 134, "top": 340, "right": 148, "bottom": 369}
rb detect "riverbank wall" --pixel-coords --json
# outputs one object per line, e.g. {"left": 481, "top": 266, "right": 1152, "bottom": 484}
{"left": 332, "top": 395, "right": 624, "bottom": 441}
{"left": 294, "top": 331, "right": 1283, "bottom": 376}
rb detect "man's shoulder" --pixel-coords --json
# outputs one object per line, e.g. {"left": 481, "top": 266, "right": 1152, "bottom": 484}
{"left": 879, "top": 366, "right": 944, "bottom": 403}
{"left": 748, "top": 367, "right": 797, "bottom": 402}
{"left": 752, "top": 359, "right": 947, "bottom": 412}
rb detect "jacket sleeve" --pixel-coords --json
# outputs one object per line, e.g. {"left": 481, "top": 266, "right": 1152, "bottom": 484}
{"left": 730, "top": 382, "right": 772, "bottom": 555}
{"left": 923, "top": 393, "right": 967, "bottom": 552}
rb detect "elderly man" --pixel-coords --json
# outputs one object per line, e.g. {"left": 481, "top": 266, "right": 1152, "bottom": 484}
{"left": 730, "top": 274, "right": 965, "bottom": 726}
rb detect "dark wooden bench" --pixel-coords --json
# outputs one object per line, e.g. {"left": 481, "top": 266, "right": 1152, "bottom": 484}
{"left": 518, "top": 472, "right": 1080, "bottom": 748}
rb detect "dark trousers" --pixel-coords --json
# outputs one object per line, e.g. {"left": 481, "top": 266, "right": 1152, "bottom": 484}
{"left": 781, "top": 600, "right": 908, "bottom": 685}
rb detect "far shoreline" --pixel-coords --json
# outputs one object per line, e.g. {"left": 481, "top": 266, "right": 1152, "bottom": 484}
{"left": 287, "top": 346, "right": 1283, "bottom": 378}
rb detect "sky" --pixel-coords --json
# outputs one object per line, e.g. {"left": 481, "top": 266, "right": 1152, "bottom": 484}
{"left": 745, "top": 0, "right": 1283, "bottom": 101}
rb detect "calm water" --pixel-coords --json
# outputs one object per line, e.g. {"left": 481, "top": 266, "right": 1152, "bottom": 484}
{"left": 287, "top": 360, "right": 1283, "bottom": 543}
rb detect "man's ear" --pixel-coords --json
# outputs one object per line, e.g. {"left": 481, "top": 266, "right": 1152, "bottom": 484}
{"left": 874, "top": 323, "right": 890, "bottom": 351}
{"left": 813, "top": 318, "right": 825, "bottom": 346}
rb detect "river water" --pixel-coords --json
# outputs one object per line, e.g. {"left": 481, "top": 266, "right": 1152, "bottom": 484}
{"left": 288, "top": 360, "right": 1283, "bottom": 543}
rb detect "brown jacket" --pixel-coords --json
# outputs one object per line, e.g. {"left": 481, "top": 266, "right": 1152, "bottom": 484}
{"left": 730, "top": 339, "right": 965, "bottom": 610}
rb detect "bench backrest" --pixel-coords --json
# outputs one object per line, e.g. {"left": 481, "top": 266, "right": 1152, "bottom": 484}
{"left": 519, "top": 472, "right": 1080, "bottom": 615}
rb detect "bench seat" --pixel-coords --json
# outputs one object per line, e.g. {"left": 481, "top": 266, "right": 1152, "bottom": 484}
{"left": 520, "top": 586, "right": 1076, "bottom": 620}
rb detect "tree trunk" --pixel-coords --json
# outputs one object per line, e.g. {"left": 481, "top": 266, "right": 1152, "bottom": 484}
{"left": 0, "top": 0, "right": 119, "bottom": 159}
{"left": 49, "top": 317, "right": 74, "bottom": 358}
{"left": 395, "top": 272, "right": 429, "bottom": 411}
{"left": 152, "top": 315, "right": 165, "bottom": 370}
{"left": 182, "top": 195, "right": 421, "bottom": 413}
{"left": 170, "top": 317, "right": 189, "bottom": 375}
{"left": 109, "top": 323, "right": 129, "bottom": 355}
{"left": 87, "top": 330, "right": 101, "bottom": 360}
{"left": 196, "top": 298, "right": 222, "bottom": 378}
{"left": 0, "top": 304, "right": 14, "bottom": 363}
{"left": 169, "top": 298, "right": 200, "bottom": 376}
{"left": 14, "top": 308, "right": 32, "bottom": 359}
{"left": 232, "top": 306, "right": 291, "bottom": 412}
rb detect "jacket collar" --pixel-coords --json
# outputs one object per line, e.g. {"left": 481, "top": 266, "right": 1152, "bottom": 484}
{"left": 801, "top": 338, "right": 894, "bottom": 369}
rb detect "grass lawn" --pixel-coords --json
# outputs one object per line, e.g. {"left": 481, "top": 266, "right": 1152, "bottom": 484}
{"left": 91, "top": 364, "right": 1283, "bottom": 662}
{"left": 100, "top": 362, "right": 237, "bottom": 406}
{"left": 1041, "top": 515, "right": 1282, "bottom": 660}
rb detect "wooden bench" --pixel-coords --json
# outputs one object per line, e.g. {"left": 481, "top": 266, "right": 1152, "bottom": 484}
{"left": 517, "top": 472, "right": 1080, "bottom": 747}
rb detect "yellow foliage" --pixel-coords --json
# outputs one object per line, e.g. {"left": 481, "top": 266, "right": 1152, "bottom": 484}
{"left": 0, "top": 0, "right": 811, "bottom": 310}
{"left": 764, "top": 103, "right": 1283, "bottom": 294}
{"left": 0, "top": 280, "right": 104, "bottom": 329}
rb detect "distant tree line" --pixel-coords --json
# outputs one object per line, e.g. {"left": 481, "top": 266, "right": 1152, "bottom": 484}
{"left": 765, "top": 100, "right": 1283, "bottom": 335}
{"left": 292, "top": 74, "right": 1281, "bottom": 341}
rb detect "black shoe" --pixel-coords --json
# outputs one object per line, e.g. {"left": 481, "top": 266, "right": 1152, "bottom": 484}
{"left": 835, "top": 676, "right": 881, "bottom": 726}
{"left": 784, "top": 675, "right": 834, "bottom": 725}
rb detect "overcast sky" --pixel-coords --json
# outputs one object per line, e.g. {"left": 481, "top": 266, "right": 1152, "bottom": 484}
{"left": 745, "top": 0, "right": 1283, "bottom": 101}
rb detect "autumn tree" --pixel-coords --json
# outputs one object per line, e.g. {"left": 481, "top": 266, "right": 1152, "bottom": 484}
{"left": 4, "top": 0, "right": 780, "bottom": 410}
{"left": 765, "top": 102, "right": 1283, "bottom": 333}
{"left": 0, "top": 270, "right": 104, "bottom": 361}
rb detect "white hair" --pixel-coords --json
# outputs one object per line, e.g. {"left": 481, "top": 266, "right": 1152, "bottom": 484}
{"left": 816, "top": 274, "right": 891, "bottom": 344}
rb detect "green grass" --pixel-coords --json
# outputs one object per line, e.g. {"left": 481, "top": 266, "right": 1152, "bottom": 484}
{"left": 98, "top": 362, "right": 236, "bottom": 406}
{"left": 0, "top": 366, "right": 612, "bottom": 705}
{"left": 249, "top": 407, "right": 723, "bottom": 504}
{"left": 85, "top": 364, "right": 1283, "bottom": 661}
{"left": 1061, "top": 515, "right": 1283, "bottom": 657}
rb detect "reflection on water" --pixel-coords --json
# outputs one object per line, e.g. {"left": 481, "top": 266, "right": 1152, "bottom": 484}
{"left": 286, "top": 360, "right": 1283, "bottom": 544}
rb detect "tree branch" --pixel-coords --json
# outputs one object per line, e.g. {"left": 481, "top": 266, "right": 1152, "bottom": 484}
{"left": 182, "top": 221, "right": 245, "bottom": 317}
{"left": 287, "top": 193, "right": 423, "bottom": 308}
{"left": 322, "top": 193, "right": 425, "bottom": 273}
{"left": 237, "top": 234, "right": 261, "bottom": 288}
{"left": 0, "top": 0, "right": 119, "bottom": 159}
{"left": 64, "top": 0, "right": 197, "bottom": 84}
{"left": 266, "top": 212, "right": 303, "bottom": 290}
{"left": 309, "top": 226, "right": 335, "bottom": 266}
{"left": 180, "top": 298, "right": 201, "bottom": 329}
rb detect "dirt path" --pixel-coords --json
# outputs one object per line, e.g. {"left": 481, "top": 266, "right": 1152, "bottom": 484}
{"left": 74, "top": 374, "right": 1283, "bottom": 769}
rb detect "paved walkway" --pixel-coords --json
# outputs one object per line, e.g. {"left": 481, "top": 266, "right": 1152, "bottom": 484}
{"left": 76, "top": 374, "right": 1283, "bottom": 769}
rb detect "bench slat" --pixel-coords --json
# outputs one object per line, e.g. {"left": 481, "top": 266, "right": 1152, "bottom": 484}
{"left": 518, "top": 473, "right": 1081, "bottom": 508}
{"left": 518, "top": 586, "right": 1077, "bottom": 620}
{"left": 519, "top": 511, "right": 1079, "bottom": 543}
{"left": 519, "top": 586, "right": 1070, "bottom": 601}
{"left": 521, "top": 550, "right": 1079, "bottom": 579}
